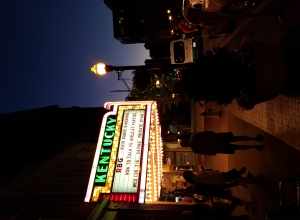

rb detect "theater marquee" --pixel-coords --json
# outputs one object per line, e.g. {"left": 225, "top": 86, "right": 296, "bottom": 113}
{"left": 85, "top": 101, "right": 163, "bottom": 204}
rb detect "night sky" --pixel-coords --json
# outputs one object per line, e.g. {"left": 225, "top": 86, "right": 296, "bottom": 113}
{"left": 3, "top": 0, "right": 148, "bottom": 113}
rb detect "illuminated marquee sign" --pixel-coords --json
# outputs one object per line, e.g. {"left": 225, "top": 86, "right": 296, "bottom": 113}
{"left": 85, "top": 101, "right": 163, "bottom": 204}
{"left": 94, "top": 115, "right": 116, "bottom": 186}
{"left": 112, "top": 109, "right": 145, "bottom": 193}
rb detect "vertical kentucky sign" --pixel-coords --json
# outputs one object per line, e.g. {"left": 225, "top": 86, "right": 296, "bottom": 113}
{"left": 84, "top": 112, "right": 118, "bottom": 202}
{"left": 94, "top": 115, "right": 116, "bottom": 186}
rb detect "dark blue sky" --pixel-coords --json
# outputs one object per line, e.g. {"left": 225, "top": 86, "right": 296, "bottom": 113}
{"left": 3, "top": 0, "right": 148, "bottom": 113}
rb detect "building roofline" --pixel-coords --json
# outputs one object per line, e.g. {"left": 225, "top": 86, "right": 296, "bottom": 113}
{"left": 103, "top": 0, "right": 113, "bottom": 10}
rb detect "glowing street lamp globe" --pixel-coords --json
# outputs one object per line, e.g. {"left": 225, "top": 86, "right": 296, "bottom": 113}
{"left": 90, "top": 62, "right": 108, "bottom": 76}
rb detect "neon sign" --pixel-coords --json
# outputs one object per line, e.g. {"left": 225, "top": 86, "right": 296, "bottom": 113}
{"left": 84, "top": 101, "right": 163, "bottom": 204}
{"left": 94, "top": 115, "right": 116, "bottom": 186}
{"left": 112, "top": 109, "right": 145, "bottom": 193}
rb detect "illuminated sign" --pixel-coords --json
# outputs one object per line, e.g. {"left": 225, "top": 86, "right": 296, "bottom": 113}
{"left": 94, "top": 115, "right": 116, "bottom": 186}
{"left": 112, "top": 109, "right": 145, "bottom": 193}
{"left": 85, "top": 101, "right": 163, "bottom": 204}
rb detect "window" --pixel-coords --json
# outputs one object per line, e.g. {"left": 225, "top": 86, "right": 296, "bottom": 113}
{"left": 173, "top": 41, "right": 185, "bottom": 63}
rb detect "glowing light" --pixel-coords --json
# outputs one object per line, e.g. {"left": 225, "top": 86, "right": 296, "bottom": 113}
{"left": 85, "top": 101, "right": 163, "bottom": 204}
{"left": 167, "top": 9, "right": 171, "bottom": 14}
{"left": 168, "top": 15, "right": 172, "bottom": 21}
{"left": 155, "top": 80, "right": 160, "bottom": 88}
{"left": 139, "top": 104, "right": 152, "bottom": 203}
{"left": 90, "top": 63, "right": 107, "bottom": 76}
{"left": 144, "top": 102, "right": 163, "bottom": 203}
{"left": 112, "top": 109, "right": 145, "bottom": 193}
{"left": 84, "top": 112, "right": 115, "bottom": 202}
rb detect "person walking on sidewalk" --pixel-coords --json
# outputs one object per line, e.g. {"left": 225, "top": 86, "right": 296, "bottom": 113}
{"left": 181, "top": 168, "right": 257, "bottom": 219}
{"left": 178, "top": 131, "right": 264, "bottom": 155}
{"left": 182, "top": 167, "right": 257, "bottom": 191}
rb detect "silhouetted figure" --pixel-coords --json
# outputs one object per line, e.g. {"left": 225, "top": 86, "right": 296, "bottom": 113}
{"left": 183, "top": 168, "right": 255, "bottom": 191}
{"left": 179, "top": 131, "right": 264, "bottom": 155}
{"left": 179, "top": 168, "right": 256, "bottom": 219}
{"left": 181, "top": 48, "right": 247, "bottom": 105}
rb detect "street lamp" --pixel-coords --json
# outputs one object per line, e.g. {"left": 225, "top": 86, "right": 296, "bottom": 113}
{"left": 90, "top": 62, "right": 107, "bottom": 76}
{"left": 90, "top": 62, "right": 122, "bottom": 76}
{"left": 90, "top": 61, "right": 187, "bottom": 77}
{"left": 90, "top": 62, "right": 148, "bottom": 92}
{"left": 89, "top": 61, "right": 188, "bottom": 94}
{"left": 90, "top": 62, "right": 146, "bottom": 77}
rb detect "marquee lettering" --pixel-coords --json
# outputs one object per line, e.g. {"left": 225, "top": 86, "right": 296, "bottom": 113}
{"left": 103, "top": 139, "right": 113, "bottom": 147}
{"left": 95, "top": 174, "right": 107, "bottom": 183}
{"left": 99, "top": 156, "right": 110, "bottom": 164}
{"left": 94, "top": 115, "right": 116, "bottom": 186}
{"left": 97, "top": 165, "right": 108, "bottom": 173}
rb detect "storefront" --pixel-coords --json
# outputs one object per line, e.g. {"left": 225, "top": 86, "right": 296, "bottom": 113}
{"left": 85, "top": 101, "right": 163, "bottom": 204}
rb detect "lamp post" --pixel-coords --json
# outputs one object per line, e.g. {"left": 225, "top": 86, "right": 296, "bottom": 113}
{"left": 90, "top": 61, "right": 188, "bottom": 93}
{"left": 90, "top": 62, "right": 146, "bottom": 77}
{"left": 90, "top": 62, "right": 148, "bottom": 92}
{"left": 90, "top": 61, "right": 187, "bottom": 77}
{"left": 90, "top": 60, "right": 188, "bottom": 99}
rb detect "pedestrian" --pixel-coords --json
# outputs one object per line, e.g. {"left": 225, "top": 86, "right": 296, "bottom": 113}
{"left": 182, "top": 168, "right": 257, "bottom": 216}
{"left": 178, "top": 131, "right": 264, "bottom": 155}
{"left": 182, "top": 167, "right": 252, "bottom": 191}
{"left": 181, "top": 48, "right": 246, "bottom": 105}
{"left": 173, "top": 168, "right": 255, "bottom": 219}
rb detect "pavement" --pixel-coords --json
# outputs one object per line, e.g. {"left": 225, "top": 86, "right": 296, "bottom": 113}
{"left": 229, "top": 96, "right": 300, "bottom": 150}
{"left": 192, "top": 104, "right": 300, "bottom": 219}
{"left": 193, "top": 0, "right": 300, "bottom": 206}
{"left": 200, "top": 0, "right": 300, "bottom": 150}
{"left": 225, "top": 0, "right": 300, "bottom": 151}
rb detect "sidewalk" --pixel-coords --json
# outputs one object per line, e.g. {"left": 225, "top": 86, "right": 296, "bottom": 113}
{"left": 201, "top": 0, "right": 300, "bottom": 150}
{"left": 224, "top": 0, "right": 300, "bottom": 150}
{"left": 192, "top": 103, "right": 300, "bottom": 219}
{"left": 191, "top": 101, "right": 230, "bottom": 171}
{"left": 229, "top": 96, "right": 300, "bottom": 150}
{"left": 225, "top": 110, "right": 300, "bottom": 220}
